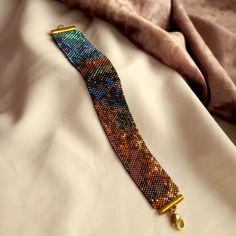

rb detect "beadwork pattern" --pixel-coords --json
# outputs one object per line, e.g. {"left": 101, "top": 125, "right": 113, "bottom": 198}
{"left": 52, "top": 29, "right": 179, "bottom": 210}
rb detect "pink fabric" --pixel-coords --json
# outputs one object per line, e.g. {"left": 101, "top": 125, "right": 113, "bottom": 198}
{"left": 60, "top": 0, "right": 236, "bottom": 123}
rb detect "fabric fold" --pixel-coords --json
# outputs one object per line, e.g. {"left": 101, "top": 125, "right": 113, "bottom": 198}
{"left": 60, "top": 0, "right": 236, "bottom": 123}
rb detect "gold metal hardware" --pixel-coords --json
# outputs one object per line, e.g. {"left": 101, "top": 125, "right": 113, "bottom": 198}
{"left": 51, "top": 25, "right": 76, "bottom": 35}
{"left": 159, "top": 194, "right": 184, "bottom": 215}
{"left": 158, "top": 194, "right": 185, "bottom": 230}
{"left": 170, "top": 206, "right": 185, "bottom": 230}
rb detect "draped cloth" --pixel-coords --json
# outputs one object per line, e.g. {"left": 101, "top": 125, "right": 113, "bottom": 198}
{"left": 0, "top": 0, "right": 236, "bottom": 236}
{"left": 61, "top": 0, "right": 236, "bottom": 123}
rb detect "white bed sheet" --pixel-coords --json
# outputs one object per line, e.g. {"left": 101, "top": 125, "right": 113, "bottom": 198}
{"left": 0, "top": 0, "right": 236, "bottom": 235}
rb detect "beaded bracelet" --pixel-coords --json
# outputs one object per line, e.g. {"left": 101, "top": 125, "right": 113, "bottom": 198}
{"left": 51, "top": 26, "right": 184, "bottom": 230}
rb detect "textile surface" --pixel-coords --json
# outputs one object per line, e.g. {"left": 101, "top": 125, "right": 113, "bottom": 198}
{"left": 0, "top": 0, "right": 236, "bottom": 236}
{"left": 61, "top": 0, "right": 236, "bottom": 123}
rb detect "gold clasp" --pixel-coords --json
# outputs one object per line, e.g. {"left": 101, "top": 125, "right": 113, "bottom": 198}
{"left": 158, "top": 194, "right": 185, "bottom": 230}
{"left": 170, "top": 206, "right": 185, "bottom": 230}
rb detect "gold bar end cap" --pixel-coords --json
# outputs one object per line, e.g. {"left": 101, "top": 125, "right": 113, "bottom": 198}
{"left": 51, "top": 25, "right": 76, "bottom": 35}
{"left": 159, "top": 194, "right": 184, "bottom": 215}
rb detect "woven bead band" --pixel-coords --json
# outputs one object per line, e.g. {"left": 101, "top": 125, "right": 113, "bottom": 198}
{"left": 51, "top": 26, "right": 183, "bottom": 216}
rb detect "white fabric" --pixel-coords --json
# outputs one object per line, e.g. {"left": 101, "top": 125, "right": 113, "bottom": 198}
{"left": 0, "top": 0, "right": 236, "bottom": 235}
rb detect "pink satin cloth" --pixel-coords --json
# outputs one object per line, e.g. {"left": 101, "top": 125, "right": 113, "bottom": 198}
{"left": 60, "top": 0, "right": 236, "bottom": 123}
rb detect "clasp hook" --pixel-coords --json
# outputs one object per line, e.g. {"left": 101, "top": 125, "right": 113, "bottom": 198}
{"left": 170, "top": 206, "right": 185, "bottom": 230}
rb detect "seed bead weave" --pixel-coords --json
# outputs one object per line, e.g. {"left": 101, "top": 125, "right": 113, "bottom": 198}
{"left": 51, "top": 27, "right": 183, "bottom": 217}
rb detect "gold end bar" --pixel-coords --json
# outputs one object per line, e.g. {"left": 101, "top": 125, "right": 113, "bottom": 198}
{"left": 159, "top": 194, "right": 184, "bottom": 215}
{"left": 51, "top": 26, "right": 76, "bottom": 35}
